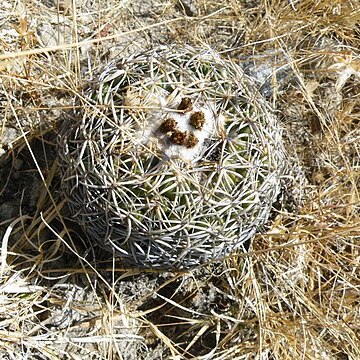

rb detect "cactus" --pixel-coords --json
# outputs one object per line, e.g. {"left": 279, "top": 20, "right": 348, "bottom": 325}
{"left": 58, "top": 46, "right": 286, "bottom": 269}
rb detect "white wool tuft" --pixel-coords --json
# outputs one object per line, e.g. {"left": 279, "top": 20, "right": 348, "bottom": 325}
{"left": 139, "top": 95, "right": 224, "bottom": 162}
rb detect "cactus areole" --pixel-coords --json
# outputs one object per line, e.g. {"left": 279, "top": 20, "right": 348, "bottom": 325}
{"left": 59, "top": 46, "right": 285, "bottom": 269}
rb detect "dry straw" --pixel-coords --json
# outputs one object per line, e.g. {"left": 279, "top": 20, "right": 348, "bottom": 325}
{"left": 58, "top": 46, "right": 286, "bottom": 269}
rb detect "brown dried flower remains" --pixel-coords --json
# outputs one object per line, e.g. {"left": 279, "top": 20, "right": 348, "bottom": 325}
{"left": 172, "top": 130, "right": 188, "bottom": 145}
{"left": 189, "top": 111, "right": 205, "bottom": 130}
{"left": 159, "top": 117, "right": 199, "bottom": 148}
{"left": 186, "top": 131, "right": 199, "bottom": 148}
{"left": 160, "top": 118, "right": 178, "bottom": 134}
{"left": 171, "top": 130, "right": 198, "bottom": 148}
{"left": 177, "top": 97, "right": 193, "bottom": 112}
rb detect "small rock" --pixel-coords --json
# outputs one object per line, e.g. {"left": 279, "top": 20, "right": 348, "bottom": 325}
{"left": 177, "top": 0, "right": 197, "bottom": 16}
{"left": 37, "top": 22, "right": 66, "bottom": 47}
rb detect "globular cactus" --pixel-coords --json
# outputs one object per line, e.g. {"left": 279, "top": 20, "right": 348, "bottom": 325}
{"left": 58, "top": 46, "right": 286, "bottom": 269}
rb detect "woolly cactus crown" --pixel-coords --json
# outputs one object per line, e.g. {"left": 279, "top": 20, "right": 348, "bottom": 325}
{"left": 59, "top": 46, "right": 285, "bottom": 269}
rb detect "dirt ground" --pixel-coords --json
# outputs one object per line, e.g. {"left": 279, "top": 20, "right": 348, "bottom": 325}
{"left": 0, "top": 0, "right": 359, "bottom": 359}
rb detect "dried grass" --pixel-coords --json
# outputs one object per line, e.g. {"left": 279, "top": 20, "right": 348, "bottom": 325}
{"left": 0, "top": 0, "right": 359, "bottom": 359}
